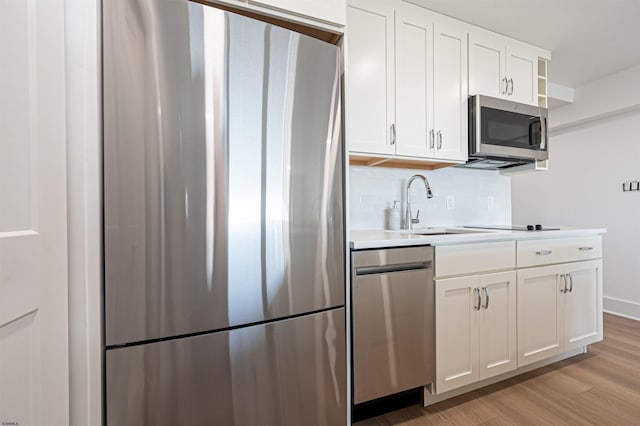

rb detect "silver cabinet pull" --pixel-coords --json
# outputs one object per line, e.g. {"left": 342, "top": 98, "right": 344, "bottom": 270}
{"left": 536, "top": 250, "right": 552, "bottom": 255}
{"left": 429, "top": 129, "right": 435, "bottom": 149}
{"left": 502, "top": 77, "right": 508, "bottom": 94}
{"left": 473, "top": 288, "right": 481, "bottom": 311}
{"left": 508, "top": 78, "right": 514, "bottom": 95}
{"left": 482, "top": 287, "right": 489, "bottom": 310}
{"left": 390, "top": 124, "right": 396, "bottom": 145}
{"left": 578, "top": 247, "right": 593, "bottom": 251}
{"left": 567, "top": 273, "right": 574, "bottom": 293}
{"left": 560, "top": 274, "right": 567, "bottom": 293}
{"left": 437, "top": 130, "right": 442, "bottom": 149}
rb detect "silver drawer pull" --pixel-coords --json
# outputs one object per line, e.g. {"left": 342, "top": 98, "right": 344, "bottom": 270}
{"left": 536, "top": 250, "right": 553, "bottom": 255}
{"left": 578, "top": 247, "right": 593, "bottom": 251}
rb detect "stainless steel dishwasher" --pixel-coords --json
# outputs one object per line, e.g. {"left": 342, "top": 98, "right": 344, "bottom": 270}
{"left": 352, "top": 246, "right": 435, "bottom": 404}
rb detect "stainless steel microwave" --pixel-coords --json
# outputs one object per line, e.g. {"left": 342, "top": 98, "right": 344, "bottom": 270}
{"left": 465, "top": 95, "right": 548, "bottom": 169}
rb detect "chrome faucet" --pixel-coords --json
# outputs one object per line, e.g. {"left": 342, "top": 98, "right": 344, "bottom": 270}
{"left": 404, "top": 174, "right": 433, "bottom": 230}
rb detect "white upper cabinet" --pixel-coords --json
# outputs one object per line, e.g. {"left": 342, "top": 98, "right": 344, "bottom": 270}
{"left": 346, "top": 0, "right": 395, "bottom": 155}
{"left": 249, "top": 0, "right": 346, "bottom": 27}
{"left": 432, "top": 21, "right": 468, "bottom": 162}
{"left": 468, "top": 32, "right": 506, "bottom": 99}
{"left": 505, "top": 44, "right": 539, "bottom": 105}
{"left": 469, "top": 31, "right": 540, "bottom": 106}
{"left": 346, "top": 0, "right": 550, "bottom": 162}
{"left": 395, "top": 3, "right": 434, "bottom": 158}
{"left": 213, "top": 0, "right": 346, "bottom": 31}
{"left": 346, "top": 0, "right": 468, "bottom": 163}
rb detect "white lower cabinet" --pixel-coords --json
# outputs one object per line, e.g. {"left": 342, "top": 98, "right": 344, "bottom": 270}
{"left": 517, "top": 259, "right": 603, "bottom": 367}
{"left": 434, "top": 236, "right": 604, "bottom": 397}
{"left": 436, "top": 271, "right": 516, "bottom": 394}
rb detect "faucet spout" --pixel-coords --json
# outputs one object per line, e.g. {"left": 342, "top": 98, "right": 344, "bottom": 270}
{"left": 404, "top": 174, "right": 434, "bottom": 230}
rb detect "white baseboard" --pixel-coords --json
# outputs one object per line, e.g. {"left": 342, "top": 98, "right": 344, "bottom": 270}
{"left": 604, "top": 296, "right": 640, "bottom": 321}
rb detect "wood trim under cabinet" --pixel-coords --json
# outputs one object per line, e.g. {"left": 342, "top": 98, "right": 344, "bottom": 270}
{"left": 349, "top": 153, "right": 459, "bottom": 170}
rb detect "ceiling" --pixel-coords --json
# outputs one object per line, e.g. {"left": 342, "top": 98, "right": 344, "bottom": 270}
{"left": 408, "top": 0, "right": 640, "bottom": 88}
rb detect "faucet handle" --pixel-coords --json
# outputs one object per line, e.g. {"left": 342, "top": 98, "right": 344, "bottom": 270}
{"left": 411, "top": 209, "right": 420, "bottom": 225}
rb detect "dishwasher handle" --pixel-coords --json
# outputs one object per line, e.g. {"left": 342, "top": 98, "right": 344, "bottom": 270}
{"left": 355, "top": 261, "right": 432, "bottom": 276}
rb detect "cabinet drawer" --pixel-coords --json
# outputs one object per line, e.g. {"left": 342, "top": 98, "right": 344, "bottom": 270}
{"left": 517, "top": 236, "right": 602, "bottom": 268}
{"left": 436, "top": 241, "right": 515, "bottom": 278}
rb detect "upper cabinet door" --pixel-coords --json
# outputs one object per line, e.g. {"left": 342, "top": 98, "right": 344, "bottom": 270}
{"left": 469, "top": 31, "right": 540, "bottom": 106}
{"left": 506, "top": 44, "right": 538, "bottom": 105}
{"left": 249, "top": 0, "right": 346, "bottom": 26}
{"left": 433, "top": 21, "right": 467, "bottom": 162}
{"left": 394, "top": 3, "right": 434, "bottom": 158}
{"left": 346, "top": 0, "right": 395, "bottom": 155}
{"left": 468, "top": 32, "right": 507, "bottom": 99}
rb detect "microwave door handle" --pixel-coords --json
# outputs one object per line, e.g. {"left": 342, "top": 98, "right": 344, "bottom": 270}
{"left": 541, "top": 117, "right": 547, "bottom": 150}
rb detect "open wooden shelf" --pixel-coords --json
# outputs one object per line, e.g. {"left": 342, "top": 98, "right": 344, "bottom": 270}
{"left": 537, "top": 58, "right": 548, "bottom": 108}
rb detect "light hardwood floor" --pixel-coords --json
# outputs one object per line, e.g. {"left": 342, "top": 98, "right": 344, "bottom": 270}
{"left": 356, "top": 313, "right": 640, "bottom": 425}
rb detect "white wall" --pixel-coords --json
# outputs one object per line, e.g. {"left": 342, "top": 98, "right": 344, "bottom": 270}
{"left": 350, "top": 165, "right": 511, "bottom": 229}
{"left": 512, "top": 65, "right": 640, "bottom": 320}
{"left": 549, "top": 64, "right": 640, "bottom": 131}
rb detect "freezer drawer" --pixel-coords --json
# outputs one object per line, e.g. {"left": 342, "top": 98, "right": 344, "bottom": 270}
{"left": 106, "top": 308, "right": 346, "bottom": 426}
{"left": 352, "top": 246, "right": 435, "bottom": 404}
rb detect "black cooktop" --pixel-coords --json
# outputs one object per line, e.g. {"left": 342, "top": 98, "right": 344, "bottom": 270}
{"left": 465, "top": 225, "right": 561, "bottom": 232}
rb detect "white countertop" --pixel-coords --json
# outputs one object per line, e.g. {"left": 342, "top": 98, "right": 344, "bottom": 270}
{"left": 350, "top": 227, "right": 607, "bottom": 250}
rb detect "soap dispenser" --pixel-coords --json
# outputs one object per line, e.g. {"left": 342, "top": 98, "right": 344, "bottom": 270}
{"left": 385, "top": 201, "right": 401, "bottom": 230}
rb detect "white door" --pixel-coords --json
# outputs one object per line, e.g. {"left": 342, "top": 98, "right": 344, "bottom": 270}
{"left": 435, "top": 276, "right": 479, "bottom": 394}
{"left": 478, "top": 271, "right": 517, "bottom": 380}
{"left": 506, "top": 44, "right": 538, "bottom": 106}
{"left": 468, "top": 32, "right": 506, "bottom": 99}
{"left": 394, "top": 2, "right": 434, "bottom": 158}
{"left": 517, "top": 264, "right": 564, "bottom": 367}
{"left": 432, "top": 21, "right": 467, "bottom": 162}
{"left": 346, "top": 0, "right": 395, "bottom": 155}
{"left": 563, "top": 260, "right": 603, "bottom": 351}
{"left": 0, "top": 0, "right": 69, "bottom": 425}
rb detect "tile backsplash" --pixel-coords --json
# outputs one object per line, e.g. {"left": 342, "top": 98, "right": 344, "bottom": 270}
{"left": 349, "top": 165, "right": 511, "bottom": 229}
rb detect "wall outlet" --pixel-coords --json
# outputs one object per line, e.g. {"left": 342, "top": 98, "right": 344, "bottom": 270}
{"left": 446, "top": 195, "right": 455, "bottom": 210}
{"left": 487, "top": 196, "right": 495, "bottom": 210}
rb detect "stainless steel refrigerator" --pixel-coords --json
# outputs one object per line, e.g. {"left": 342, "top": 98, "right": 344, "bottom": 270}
{"left": 102, "top": 0, "right": 346, "bottom": 424}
